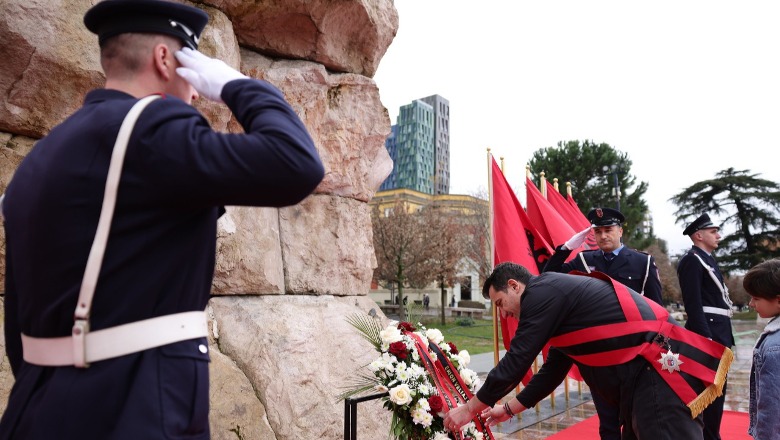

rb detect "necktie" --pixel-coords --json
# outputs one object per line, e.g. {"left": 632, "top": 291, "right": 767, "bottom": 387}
{"left": 604, "top": 252, "right": 615, "bottom": 263}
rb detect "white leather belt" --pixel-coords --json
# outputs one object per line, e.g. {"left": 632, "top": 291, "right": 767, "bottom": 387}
{"left": 21, "top": 311, "right": 208, "bottom": 367}
{"left": 702, "top": 306, "right": 733, "bottom": 317}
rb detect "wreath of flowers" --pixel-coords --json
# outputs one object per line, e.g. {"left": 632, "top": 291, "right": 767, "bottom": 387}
{"left": 342, "top": 314, "right": 484, "bottom": 440}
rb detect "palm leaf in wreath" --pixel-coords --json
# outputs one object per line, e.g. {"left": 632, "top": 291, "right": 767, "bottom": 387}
{"left": 345, "top": 312, "right": 383, "bottom": 350}
{"left": 335, "top": 370, "right": 383, "bottom": 403}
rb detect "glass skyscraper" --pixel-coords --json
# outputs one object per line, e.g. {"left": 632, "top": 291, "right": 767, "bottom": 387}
{"left": 380, "top": 95, "right": 450, "bottom": 195}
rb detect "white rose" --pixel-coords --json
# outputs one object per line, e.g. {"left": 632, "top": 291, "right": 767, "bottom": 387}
{"left": 388, "top": 384, "right": 413, "bottom": 406}
{"left": 433, "top": 433, "right": 450, "bottom": 440}
{"left": 380, "top": 327, "right": 403, "bottom": 344}
{"left": 458, "top": 350, "right": 471, "bottom": 366}
{"left": 474, "top": 432, "right": 484, "bottom": 440}
{"left": 425, "top": 328, "right": 444, "bottom": 344}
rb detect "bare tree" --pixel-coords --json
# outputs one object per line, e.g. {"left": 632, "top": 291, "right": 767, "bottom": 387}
{"left": 463, "top": 188, "right": 492, "bottom": 285}
{"left": 644, "top": 240, "right": 681, "bottom": 305}
{"left": 421, "top": 205, "right": 466, "bottom": 325}
{"left": 372, "top": 202, "right": 437, "bottom": 320}
{"left": 725, "top": 275, "right": 749, "bottom": 311}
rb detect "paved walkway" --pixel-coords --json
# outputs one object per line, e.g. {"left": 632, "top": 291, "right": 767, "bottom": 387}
{"left": 467, "top": 318, "right": 765, "bottom": 439}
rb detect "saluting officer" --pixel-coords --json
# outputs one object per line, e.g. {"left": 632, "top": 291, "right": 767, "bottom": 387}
{"left": 543, "top": 207, "right": 663, "bottom": 440}
{"left": 678, "top": 213, "right": 734, "bottom": 440}
{"left": 0, "top": 1, "right": 324, "bottom": 439}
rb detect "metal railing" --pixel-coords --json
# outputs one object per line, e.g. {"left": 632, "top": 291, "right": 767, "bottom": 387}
{"left": 343, "top": 392, "right": 386, "bottom": 440}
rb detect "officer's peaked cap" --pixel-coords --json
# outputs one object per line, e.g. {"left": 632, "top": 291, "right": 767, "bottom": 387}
{"left": 683, "top": 213, "right": 719, "bottom": 236}
{"left": 84, "top": 0, "right": 209, "bottom": 50}
{"left": 586, "top": 207, "right": 625, "bottom": 227}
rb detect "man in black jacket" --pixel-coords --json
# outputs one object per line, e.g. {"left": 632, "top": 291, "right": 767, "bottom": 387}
{"left": 678, "top": 213, "right": 734, "bottom": 440}
{"left": 444, "top": 262, "right": 732, "bottom": 440}
{"left": 0, "top": 1, "right": 324, "bottom": 439}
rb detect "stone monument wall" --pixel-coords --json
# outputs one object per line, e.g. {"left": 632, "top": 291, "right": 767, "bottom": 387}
{"left": 0, "top": 0, "right": 398, "bottom": 438}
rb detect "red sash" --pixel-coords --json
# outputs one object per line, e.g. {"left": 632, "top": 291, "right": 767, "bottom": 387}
{"left": 548, "top": 271, "right": 732, "bottom": 418}
{"left": 406, "top": 332, "right": 494, "bottom": 440}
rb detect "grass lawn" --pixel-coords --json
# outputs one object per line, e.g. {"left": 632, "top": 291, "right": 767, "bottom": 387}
{"left": 732, "top": 309, "right": 757, "bottom": 320}
{"left": 418, "top": 317, "right": 498, "bottom": 355}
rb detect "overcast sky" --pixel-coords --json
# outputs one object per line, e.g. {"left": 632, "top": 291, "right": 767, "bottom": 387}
{"left": 373, "top": 0, "right": 780, "bottom": 257}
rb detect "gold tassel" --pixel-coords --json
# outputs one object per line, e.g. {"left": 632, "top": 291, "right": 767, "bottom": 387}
{"left": 687, "top": 347, "right": 734, "bottom": 418}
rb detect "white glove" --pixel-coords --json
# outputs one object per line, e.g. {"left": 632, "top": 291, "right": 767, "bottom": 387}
{"left": 175, "top": 47, "right": 247, "bottom": 102}
{"left": 563, "top": 227, "right": 591, "bottom": 250}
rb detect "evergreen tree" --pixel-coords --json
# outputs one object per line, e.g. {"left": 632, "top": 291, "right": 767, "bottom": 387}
{"left": 669, "top": 168, "right": 780, "bottom": 273}
{"left": 528, "top": 140, "right": 652, "bottom": 246}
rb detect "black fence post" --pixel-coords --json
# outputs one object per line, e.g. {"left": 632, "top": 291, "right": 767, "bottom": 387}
{"left": 343, "top": 392, "right": 386, "bottom": 440}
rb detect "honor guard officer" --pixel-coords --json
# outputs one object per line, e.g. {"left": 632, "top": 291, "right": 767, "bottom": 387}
{"left": 0, "top": 1, "right": 324, "bottom": 439}
{"left": 543, "top": 207, "right": 663, "bottom": 440}
{"left": 678, "top": 213, "right": 734, "bottom": 440}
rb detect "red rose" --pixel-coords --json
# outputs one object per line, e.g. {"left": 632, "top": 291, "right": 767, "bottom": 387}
{"left": 448, "top": 342, "right": 459, "bottom": 354}
{"left": 397, "top": 321, "right": 416, "bottom": 332}
{"left": 428, "top": 395, "right": 444, "bottom": 414}
{"left": 388, "top": 341, "right": 408, "bottom": 360}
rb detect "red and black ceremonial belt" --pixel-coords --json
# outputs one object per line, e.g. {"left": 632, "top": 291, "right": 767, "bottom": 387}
{"left": 549, "top": 271, "right": 732, "bottom": 418}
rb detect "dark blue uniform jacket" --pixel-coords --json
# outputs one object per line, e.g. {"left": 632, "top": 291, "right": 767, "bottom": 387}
{"left": 677, "top": 246, "right": 735, "bottom": 347}
{"left": 543, "top": 245, "right": 664, "bottom": 306}
{"left": 0, "top": 79, "right": 324, "bottom": 439}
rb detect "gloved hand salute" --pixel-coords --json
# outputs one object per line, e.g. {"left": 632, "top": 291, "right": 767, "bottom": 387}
{"left": 175, "top": 47, "right": 247, "bottom": 102}
{"left": 563, "top": 227, "right": 592, "bottom": 250}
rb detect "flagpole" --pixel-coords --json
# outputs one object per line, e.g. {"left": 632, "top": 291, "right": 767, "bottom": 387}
{"left": 540, "top": 171, "right": 547, "bottom": 198}
{"left": 488, "top": 149, "right": 500, "bottom": 368}
{"left": 522, "top": 164, "right": 542, "bottom": 392}
{"left": 566, "top": 181, "right": 572, "bottom": 198}
{"left": 553, "top": 178, "right": 559, "bottom": 192}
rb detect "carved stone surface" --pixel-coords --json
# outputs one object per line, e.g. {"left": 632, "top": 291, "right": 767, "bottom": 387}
{"left": 0, "top": 0, "right": 103, "bottom": 138}
{"left": 206, "top": 306, "right": 278, "bottom": 440}
{"left": 213, "top": 206, "right": 285, "bottom": 295}
{"left": 240, "top": 50, "right": 393, "bottom": 203}
{"left": 197, "top": 0, "right": 399, "bottom": 76}
{"left": 279, "top": 194, "right": 376, "bottom": 296}
{"left": 209, "top": 294, "right": 390, "bottom": 440}
{"left": 0, "top": 1, "right": 239, "bottom": 137}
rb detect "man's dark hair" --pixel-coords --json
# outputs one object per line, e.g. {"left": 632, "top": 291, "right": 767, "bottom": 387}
{"left": 743, "top": 258, "right": 780, "bottom": 300}
{"left": 482, "top": 262, "right": 532, "bottom": 299}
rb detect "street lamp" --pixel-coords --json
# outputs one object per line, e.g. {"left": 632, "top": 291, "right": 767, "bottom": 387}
{"left": 603, "top": 164, "right": 622, "bottom": 211}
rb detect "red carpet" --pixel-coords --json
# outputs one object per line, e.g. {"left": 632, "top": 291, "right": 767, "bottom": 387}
{"left": 546, "top": 410, "right": 750, "bottom": 439}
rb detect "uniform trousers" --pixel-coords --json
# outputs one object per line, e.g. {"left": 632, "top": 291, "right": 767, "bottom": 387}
{"left": 592, "top": 389, "right": 621, "bottom": 440}
{"left": 702, "top": 381, "right": 726, "bottom": 440}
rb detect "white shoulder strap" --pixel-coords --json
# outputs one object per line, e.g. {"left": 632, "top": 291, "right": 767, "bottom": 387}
{"left": 640, "top": 254, "right": 651, "bottom": 295}
{"left": 74, "top": 95, "right": 161, "bottom": 323}
{"left": 578, "top": 252, "right": 591, "bottom": 273}
{"left": 691, "top": 252, "right": 733, "bottom": 309}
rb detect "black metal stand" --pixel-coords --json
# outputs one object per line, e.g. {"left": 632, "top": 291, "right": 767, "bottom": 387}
{"left": 344, "top": 392, "right": 386, "bottom": 440}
